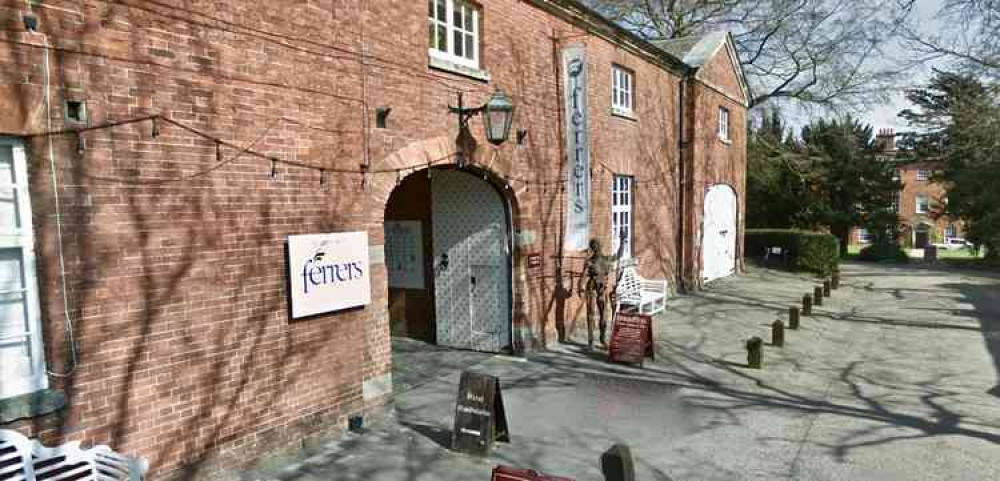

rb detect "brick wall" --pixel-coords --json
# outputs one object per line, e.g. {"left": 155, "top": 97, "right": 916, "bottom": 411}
{"left": 0, "top": 0, "right": 745, "bottom": 478}
{"left": 681, "top": 46, "right": 748, "bottom": 288}
{"left": 896, "top": 163, "right": 963, "bottom": 245}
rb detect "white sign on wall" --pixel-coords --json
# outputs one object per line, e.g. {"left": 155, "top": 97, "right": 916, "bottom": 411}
{"left": 385, "top": 220, "right": 425, "bottom": 289}
{"left": 288, "top": 232, "right": 371, "bottom": 319}
{"left": 562, "top": 46, "right": 591, "bottom": 251}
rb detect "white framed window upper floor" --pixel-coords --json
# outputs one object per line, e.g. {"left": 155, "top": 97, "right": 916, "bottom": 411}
{"left": 718, "top": 106, "right": 730, "bottom": 143}
{"left": 611, "top": 65, "right": 635, "bottom": 118}
{"left": 917, "top": 169, "right": 930, "bottom": 181}
{"left": 428, "top": 0, "right": 485, "bottom": 77}
{"left": 0, "top": 137, "right": 47, "bottom": 400}
{"left": 916, "top": 194, "right": 930, "bottom": 214}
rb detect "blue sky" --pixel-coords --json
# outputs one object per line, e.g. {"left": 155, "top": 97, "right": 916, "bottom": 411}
{"left": 861, "top": 0, "right": 944, "bottom": 132}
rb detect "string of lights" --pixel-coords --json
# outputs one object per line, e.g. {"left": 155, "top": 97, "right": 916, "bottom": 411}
{"left": 23, "top": 112, "right": 668, "bottom": 188}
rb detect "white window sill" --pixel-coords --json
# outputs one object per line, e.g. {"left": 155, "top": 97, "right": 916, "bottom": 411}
{"left": 611, "top": 107, "right": 637, "bottom": 121}
{"left": 718, "top": 136, "right": 732, "bottom": 145}
{"left": 428, "top": 54, "right": 490, "bottom": 82}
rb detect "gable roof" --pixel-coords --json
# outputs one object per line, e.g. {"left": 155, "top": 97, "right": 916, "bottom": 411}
{"left": 655, "top": 32, "right": 752, "bottom": 107}
{"left": 655, "top": 31, "right": 729, "bottom": 68}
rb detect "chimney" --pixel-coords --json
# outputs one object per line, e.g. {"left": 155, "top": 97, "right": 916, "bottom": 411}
{"left": 875, "top": 128, "right": 896, "bottom": 151}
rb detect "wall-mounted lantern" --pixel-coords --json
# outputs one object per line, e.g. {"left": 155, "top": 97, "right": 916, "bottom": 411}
{"left": 449, "top": 89, "right": 516, "bottom": 154}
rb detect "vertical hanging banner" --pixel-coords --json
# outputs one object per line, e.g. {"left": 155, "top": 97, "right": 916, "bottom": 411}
{"left": 562, "top": 46, "right": 591, "bottom": 252}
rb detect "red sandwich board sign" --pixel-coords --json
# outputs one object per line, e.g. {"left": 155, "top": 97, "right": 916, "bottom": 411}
{"left": 452, "top": 371, "right": 510, "bottom": 455}
{"left": 491, "top": 465, "right": 575, "bottom": 481}
{"left": 608, "top": 313, "right": 654, "bottom": 366}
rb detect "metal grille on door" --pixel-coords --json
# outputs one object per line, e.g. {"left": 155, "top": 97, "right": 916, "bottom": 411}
{"left": 431, "top": 170, "right": 511, "bottom": 352}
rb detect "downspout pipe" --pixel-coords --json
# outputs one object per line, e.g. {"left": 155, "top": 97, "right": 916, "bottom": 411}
{"left": 675, "top": 75, "right": 688, "bottom": 292}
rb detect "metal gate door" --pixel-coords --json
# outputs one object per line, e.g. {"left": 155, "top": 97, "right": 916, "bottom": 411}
{"left": 702, "top": 184, "right": 737, "bottom": 283}
{"left": 431, "top": 170, "right": 511, "bottom": 352}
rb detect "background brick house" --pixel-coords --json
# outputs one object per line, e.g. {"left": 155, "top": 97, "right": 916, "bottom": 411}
{"left": 851, "top": 129, "right": 962, "bottom": 247}
{"left": 0, "top": 0, "right": 747, "bottom": 479}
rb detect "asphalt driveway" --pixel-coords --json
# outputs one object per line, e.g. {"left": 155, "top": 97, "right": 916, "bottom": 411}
{"left": 244, "top": 261, "right": 1000, "bottom": 481}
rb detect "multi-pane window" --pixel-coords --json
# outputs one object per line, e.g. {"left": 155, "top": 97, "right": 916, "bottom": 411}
{"left": 945, "top": 224, "right": 957, "bottom": 239}
{"left": 611, "top": 65, "right": 634, "bottom": 115}
{"left": 611, "top": 175, "right": 634, "bottom": 259}
{"left": 0, "top": 138, "right": 45, "bottom": 399}
{"left": 916, "top": 194, "right": 930, "bottom": 214}
{"left": 428, "top": 0, "right": 479, "bottom": 68}
{"left": 890, "top": 192, "right": 900, "bottom": 213}
{"left": 718, "top": 107, "right": 730, "bottom": 141}
{"left": 858, "top": 228, "right": 873, "bottom": 244}
{"left": 917, "top": 169, "right": 930, "bottom": 181}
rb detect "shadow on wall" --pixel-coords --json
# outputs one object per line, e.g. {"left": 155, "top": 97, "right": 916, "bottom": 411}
{"left": 13, "top": 3, "right": 371, "bottom": 479}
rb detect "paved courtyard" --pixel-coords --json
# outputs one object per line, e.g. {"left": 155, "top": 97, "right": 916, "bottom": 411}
{"left": 244, "top": 261, "right": 1000, "bottom": 480}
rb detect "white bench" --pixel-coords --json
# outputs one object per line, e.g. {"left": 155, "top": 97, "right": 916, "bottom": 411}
{"left": 0, "top": 429, "right": 147, "bottom": 480}
{"left": 614, "top": 260, "right": 668, "bottom": 315}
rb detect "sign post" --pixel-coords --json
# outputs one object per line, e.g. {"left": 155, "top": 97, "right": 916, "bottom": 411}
{"left": 451, "top": 371, "right": 509, "bottom": 456}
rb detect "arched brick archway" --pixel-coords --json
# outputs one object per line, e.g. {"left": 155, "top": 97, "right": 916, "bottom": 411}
{"left": 364, "top": 137, "right": 527, "bottom": 398}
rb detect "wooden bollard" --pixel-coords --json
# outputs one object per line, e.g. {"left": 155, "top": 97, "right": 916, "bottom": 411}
{"left": 600, "top": 443, "right": 635, "bottom": 481}
{"left": 772, "top": 320, "right": 785, "bottom": 347}
{"left": 789, "top": 306, "right": 800, "bottom": 329}
{"left": 802, "top": 294, "right": 812, "bottom": 316}
{"left": 832, "top": 272, "right": 840, "bottom": 289}
{"left": 813, "top": 286, "right": 823, "bottom": 306}
{"left": 823, "top": 280, "right": 831, "bottom": 297}
{"left": 746, "top": 336, "right": 763, "bottom": 369}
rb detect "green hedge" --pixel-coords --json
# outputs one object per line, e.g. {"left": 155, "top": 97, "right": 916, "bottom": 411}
{"left": 745, "top": 229, "right": 840, "bottom": 275}
{"left": 858, "top": 243, "right": 910, "bottom": 263}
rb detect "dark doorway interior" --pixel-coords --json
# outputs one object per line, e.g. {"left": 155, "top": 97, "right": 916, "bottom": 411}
{"left": 915, "top": 226, "right": 931, "bottom": 249}
{"left": 384, "top": 172, "right": 435, "bottom": 343}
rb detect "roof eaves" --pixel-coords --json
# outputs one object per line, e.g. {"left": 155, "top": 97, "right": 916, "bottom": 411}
{"left": 526, "top": 0, "right": 694, "bottom": 77}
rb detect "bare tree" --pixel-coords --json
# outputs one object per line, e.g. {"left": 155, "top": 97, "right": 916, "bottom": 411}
{"left": 586, "top": 0, "right": 916, "bottom": 109}
{"left": 904, "top": 0, "right": 1000, "bottom": 77}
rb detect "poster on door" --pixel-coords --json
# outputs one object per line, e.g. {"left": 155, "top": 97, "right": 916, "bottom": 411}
{"left": 385, "top": 220, "right": 424, "bottom": 289}
{"left": 288, "top": 232, "right": 371, "bottom": 319}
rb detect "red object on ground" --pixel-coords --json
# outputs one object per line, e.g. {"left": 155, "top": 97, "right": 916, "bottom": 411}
{"left": 491, "top": 465, "right": 575, "bottom": 481}
{"left": 608, "top": 313, "right": 654, "bottom": 366}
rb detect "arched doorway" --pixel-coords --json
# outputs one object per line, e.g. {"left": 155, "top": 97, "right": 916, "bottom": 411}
{"left": 914, "top": 223, "right": 932, "bottom": 249}
{"left": 702, "top": 184, "right": 738, "bottom": 283}
{"left": 384, "top": 167, "right": 513, "bottom": 353}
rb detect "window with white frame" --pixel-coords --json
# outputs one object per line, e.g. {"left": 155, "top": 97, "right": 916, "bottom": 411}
{"left": 858, "top": 228, "right": 873, "bottom": 244}
{"left": 917, "top": 169, "right": 930, "bottom": 181}
{"left": 428, "top": 0, "right": 479, "bottom": 69}
{"left": 945, "top": 224, "right": 957, "bottom": 239}
{"left": 611, "top": 65, "right": 634, "bottom": 116}
{"left": 916, "top": 194, "right": 930, "bottom": 214}
{"left": 718, "top": 107, "right": 730, "bottom": 141}
{"left": 890, "top": 192, "right": 900, "bottom": 213}
{"left": 0, "top": 138, "right": 46, "bottom": 399}
{"left": 611, "top": 175, "right": 634, "bottom": 259}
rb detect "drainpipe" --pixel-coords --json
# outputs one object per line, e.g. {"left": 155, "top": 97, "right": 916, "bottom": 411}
{"left": 675, "top": 76, "right": 688, "bottom": 292}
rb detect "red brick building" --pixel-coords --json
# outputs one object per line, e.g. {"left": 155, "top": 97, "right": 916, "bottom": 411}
{"left": 851, "top": 129, "right": 962, "bottom": 247}
{"left": 0, "top": 0, "right": 747, "bottom": 479}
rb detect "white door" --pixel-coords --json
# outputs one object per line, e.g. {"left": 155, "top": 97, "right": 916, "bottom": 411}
{"left": 702, "top": 184, "right": 737, "bottom": 283}
{"left": 431, "top": 170, "right": 511, "bottom": 352}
